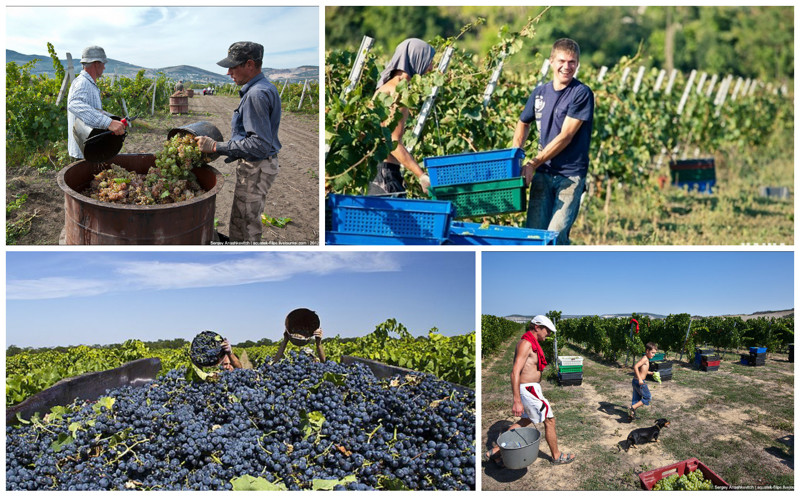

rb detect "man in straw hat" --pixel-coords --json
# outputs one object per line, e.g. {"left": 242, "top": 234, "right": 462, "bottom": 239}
{"left": 485, "top": 315, "right": 576, "bottom": 467}
{"left": 195, "top": 41, "right": 282, "bottom": 243}
{"left": 67, "top": 45, "right": 126, "bottom": 160}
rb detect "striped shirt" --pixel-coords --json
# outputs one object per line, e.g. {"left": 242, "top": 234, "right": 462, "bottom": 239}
{"left": 67, "top": 70, "right": 112, "bottom": 159}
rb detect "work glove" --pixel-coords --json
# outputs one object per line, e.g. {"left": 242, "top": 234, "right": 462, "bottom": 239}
{"left": 195, "top": 135, "right": 217, "bottom": 153}
{"left": 419, "top": 173, "right": 431, "bottom": 195}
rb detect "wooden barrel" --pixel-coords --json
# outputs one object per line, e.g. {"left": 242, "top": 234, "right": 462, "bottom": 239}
{"left": 187, "top": 89, "right": 194, "bottom": 98}
{"left": 169, "top": 95, "right": 189, "bottom": 114}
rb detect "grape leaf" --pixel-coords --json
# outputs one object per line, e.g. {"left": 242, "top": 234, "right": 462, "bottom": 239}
{"left": 311, "top": 475, "right": 357, "bottom": 491}
{"left": 230, "top": 475, "right": 286, "bottom": 491}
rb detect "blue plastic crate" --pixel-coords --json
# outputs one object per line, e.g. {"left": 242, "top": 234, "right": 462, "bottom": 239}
{"left": 423, "top": 148, "right": 524, "bottom": 188}
{"left": 749, "top": 347, "right": 767, "bottom": 354}
{"left": 325, "top": 194, "right": 455, "bottom": 245}
{"left": 446, "top": 222, "right": 558, "bottom": 245}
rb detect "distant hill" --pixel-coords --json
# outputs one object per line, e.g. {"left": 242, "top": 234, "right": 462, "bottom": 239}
{"left": 6, "top": 50, "right": 318, "bottom": 84}
{"left": 504, "top": 310, "right": 793, "bottom": 323}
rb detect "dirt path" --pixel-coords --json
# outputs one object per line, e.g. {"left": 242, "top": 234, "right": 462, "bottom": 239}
{"left": 481, "top": 340, "right": 794, "bottom": 490}
{"left": 6, "top": 94, "right": 319, "bottom": 245}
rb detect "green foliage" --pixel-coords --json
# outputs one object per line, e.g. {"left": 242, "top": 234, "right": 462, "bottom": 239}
{"left": 557, "top": 313, "right": 794, "bottom": 364}
{"left": 278, "top": 80, "right": 319, "bottom": 114}
{"left": 6, "top": 321, "right": 475, "bottom": 406}
{"left": 481, "top": 315, "right": 524, "bottom": 357}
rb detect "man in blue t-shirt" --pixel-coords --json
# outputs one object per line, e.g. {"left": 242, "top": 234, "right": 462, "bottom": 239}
{"left": 514, "top": 38, "right": 594, "bottom": 245}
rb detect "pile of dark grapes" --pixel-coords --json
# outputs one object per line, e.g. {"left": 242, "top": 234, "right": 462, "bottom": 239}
{"left": 190, "top": 331, "right": 224, "bottom": 367}
{"left": 6, "top": 353, "right": 475, "bottom": 490}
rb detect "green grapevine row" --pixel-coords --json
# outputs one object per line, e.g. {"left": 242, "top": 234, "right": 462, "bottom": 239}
{"left": 324, "top": 17, "right": 791, "bottom": 214}
{"left": 6, "top": 320, "right": 475, "bottom": 407}
{"left": 556, "top": 313, "right": 793, "bottom": 364}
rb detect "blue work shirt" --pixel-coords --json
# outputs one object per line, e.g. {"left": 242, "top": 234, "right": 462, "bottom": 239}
{"left": 520, "top": 78, "right": 594, "bottom": 177}
{"left": 216, "top": 73, "right": 281, "bottom": 161}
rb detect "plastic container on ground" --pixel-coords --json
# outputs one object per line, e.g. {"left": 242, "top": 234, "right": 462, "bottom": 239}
{"left": 429, "top": 177, "right": 526, "bottom": 218}
{"left": 325, "top": 194, "right": 455, "bottom": 245}
{"left": 446, "top": 221, "right": 557, "bottom": 245}
{"left": 558, "top": 364, "right": 583, "bottom": 374}
{"left": 639, "top": 457, "right": 730, "bottom": 490}
{"left": 557, "top": 356, "right": 584, "bottom": 367}
{"left": 648, "top": 352, "right": 666, "bottom": 362}
{"left": 57, "top": 154, "right": 223, "bottom": 245}
{"left": 750, "top": 347, "right": 767, "bottom": 354}
{"left": 497, "top": 427, "right": 541, "bottom": 470}
{"left": 423, "top": 148, "right": 524, "bottom": 188}
{"left": 558, "top": 372, "right": 583, "bottom": 381}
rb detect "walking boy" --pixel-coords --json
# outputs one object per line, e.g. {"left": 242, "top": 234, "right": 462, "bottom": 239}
{"left": 629, "top": 342, "right": 657, "bottom": 420}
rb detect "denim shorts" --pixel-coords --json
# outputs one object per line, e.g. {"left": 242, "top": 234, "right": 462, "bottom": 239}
{"left": 632, "top": 378, "right": 652, "bottom": 406}
{"left": 525, "top": 172, "right": 586, "bottom": 245}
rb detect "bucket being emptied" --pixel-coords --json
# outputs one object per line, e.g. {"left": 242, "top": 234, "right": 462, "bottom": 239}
{"left": 497, "top": 427, "right": 541, "bottom": 469}
{"left": 285, "top": 308, "right": 320, "bottom": 341}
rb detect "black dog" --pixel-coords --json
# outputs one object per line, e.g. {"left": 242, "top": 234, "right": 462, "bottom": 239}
{"left": 618, "top": 418, "right": 670, "bottom": 452}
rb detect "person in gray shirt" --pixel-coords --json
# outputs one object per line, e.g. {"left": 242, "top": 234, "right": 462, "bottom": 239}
{"left": 196, "top": 41, "right": 281, "bottom": 243}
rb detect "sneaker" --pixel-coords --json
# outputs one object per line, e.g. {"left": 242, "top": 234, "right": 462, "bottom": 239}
{"left": 628, "top": 407, "right": 636, "bottom": 420}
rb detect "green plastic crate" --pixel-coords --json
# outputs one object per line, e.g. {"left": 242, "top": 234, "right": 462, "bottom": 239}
{"left": 558, "top": 365, "right": 583, "bottom": 374}
{"left": 429, "top": 177, "right": 526, "bottom": 218}
{"left": 648, "top": 352, "right": 666, "bottom": 362}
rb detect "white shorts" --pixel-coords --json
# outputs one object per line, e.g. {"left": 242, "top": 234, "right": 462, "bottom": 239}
{"left": 520, "top": 382, "right": 554, "bottom": 423}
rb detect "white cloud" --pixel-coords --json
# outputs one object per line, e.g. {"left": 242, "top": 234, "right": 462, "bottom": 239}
{"left": 6, "top": 253, "right": 402, "bottom": 300}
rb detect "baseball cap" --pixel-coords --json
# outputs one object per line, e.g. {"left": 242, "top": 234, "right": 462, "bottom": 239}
{"left": 531, "top": 315, "right": 557, "bottom": 334}
{"left": 217, "top": 41, "right": 263, "bottom": 68}
{"left": 81, "top": 46, "right": 108, "bottom": 64}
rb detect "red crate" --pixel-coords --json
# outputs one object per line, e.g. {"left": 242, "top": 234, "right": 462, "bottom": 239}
{"left": 639, "top": 458, "right": 730, "bottom": 490}
{"left": 703, "top": 360, "right": 720, "bottom": 367}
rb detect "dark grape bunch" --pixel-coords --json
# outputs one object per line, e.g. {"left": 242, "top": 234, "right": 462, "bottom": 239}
{"left": 190, "top": 331, "right": 225, "bottom": 367}
{"left": 6, "top": 352, "right": 476, "bottom": 490}
{"left": 653, "top": 469, "right": 714, "bottom": 490}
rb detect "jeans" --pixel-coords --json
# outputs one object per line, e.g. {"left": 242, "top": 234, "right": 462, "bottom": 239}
{"left": 631, "top": 379, "right": 652, "bottom": 406}
{"left": 525, "top": 172, "right": 586, "bottom": 245}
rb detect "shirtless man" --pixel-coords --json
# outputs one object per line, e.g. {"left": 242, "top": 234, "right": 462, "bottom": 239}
{"left": 485, "top": 315, "right": 576, "bottom": 466}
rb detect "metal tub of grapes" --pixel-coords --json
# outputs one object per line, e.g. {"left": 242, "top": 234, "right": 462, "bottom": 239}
{"left": 57, "top": 133, "right": 223, "bottom": 245}
{"left": 496, "top": 427, "right": 541, "bottom": 470}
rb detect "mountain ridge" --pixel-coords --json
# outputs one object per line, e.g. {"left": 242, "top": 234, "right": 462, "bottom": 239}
{"left": 6, "top": 49, "right": 318, "bottom": 84}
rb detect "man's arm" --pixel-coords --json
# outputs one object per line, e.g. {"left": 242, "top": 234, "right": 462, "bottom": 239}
{"left": 512, "top": 120, "right": 531, "bottom": 149}
{"left": 528, "top": 116, "right": 583, "bottom": 168}
{"left": 215, "top": 89, "right": 280, "bottom": 159}
{"left": 510, "top": 339, "right": 532, "bottom": 417}
{"left": 313, "top": 328, "right": 326, "bottom": 363}
{"left": 272, "top": 336, "right": 289, "bottom": 364}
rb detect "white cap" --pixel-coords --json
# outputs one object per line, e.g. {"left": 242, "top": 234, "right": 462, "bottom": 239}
{"left": 531, "top": 315, "right": 557, "bottom": 334}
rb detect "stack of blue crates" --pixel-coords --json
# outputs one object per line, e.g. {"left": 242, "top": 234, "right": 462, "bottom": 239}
{"left": 740, "top": 347, "right": 766, "bottom": 366}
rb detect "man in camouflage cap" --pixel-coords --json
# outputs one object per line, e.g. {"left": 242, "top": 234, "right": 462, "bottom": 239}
{"left": 67, "top": 46, "right": 126, "bottom": 159}
{"left": 195, "top": 41, "right": 282, "bottom": 243}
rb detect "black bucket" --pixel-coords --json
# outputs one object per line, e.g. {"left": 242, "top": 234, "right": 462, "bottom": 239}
{"left": 74, "top": 112, "right": 126, "bottom": 163}
{"left": 168, "top": 121, "right": 225, "bottom": 161}
{"left": 285, "top": 308, "right": 320, "bottom": 339}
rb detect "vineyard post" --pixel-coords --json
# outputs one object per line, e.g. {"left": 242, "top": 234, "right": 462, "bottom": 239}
{"left": 632, "top": 66, "right": 645, "bottom": 94}
{"left": 55, "top": 52, "right": 75, "bottom": 105}
{"left": 665, "top": 69, "right": 678, "bottom": 95}
{"left": 149, "top": 80, "right": 156, "bottom": 116}
{"left": 408, "top": 45, "right": 454, "bottom": 153}
{"left": 676, "top": 69, "right": 696, "bottom": 116}
{"left": 619, "top": 66, "right": 631, "bottom": 90}
{"left": 343, "top": 35, "right": 374, "bottom": 97}
{"left": 705, "top": 74, "right": 719, "bottom": 98}
{"left": 714, "top": 75, "right": 733, "bottom": 117}
{"left": 538, "top": 59, "right": 550, "bottom": 87}
{"left": 654, "top": 69, "right": 666, "bottom": 91}
{"left": 679, "top": 320, "right": 693, "bottom": 362}
{"left": 482, "top": 50, "right": 506, "bottom": 108}
{"left": 748, "top": 79, "right": 759, "bottom": 96}
{"left": 624, "top": 321, "right": 636, "bottom": 366}
{"left": 597, "top": 66, "right": 608, "bottom": 83}
{"left": 731, "top": 77, "right": 744, "bottom": 101}
{"left": 279, "top": 79, "right": 289, "bottom": 98}
{"left": 326, "top": 35, "right": 374, "bottom": 159}
{"left": 298, "top": 78, "right": 309, "bottom": 110}
{"left": 695, "top": 72, "right": 708, "bottom": 95}
{"left": 742, "top": 78, "right": 752, "bottom": 95}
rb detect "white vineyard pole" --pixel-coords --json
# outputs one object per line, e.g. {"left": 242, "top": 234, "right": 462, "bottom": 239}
{"left": 482, "top": 50, "right": 506, "bottom": 108}
{"left": 695, "top": 72, "right": 708, "bottom": 95}
{"left": 632, "top": 66, "right": 646, "bottom": 94}
{"left": 705, "top": 74, "right": 718, "bottom": 98}
{"left": 326, "top": 35, "right": 374, "bottom": 159}
{"left": 408, "top": 45, "right": 454, "bottom": 153}
{"left": 298, "top": 78, "right": 309, "bottom": 110}
{"left": 653, "top": 69, "right": 666, "bottom": 92}
{"left": 597, "top": 65, "right": 608, "bottom": 83}
{"left": 665, "top": 69, "right": 678, "bottom": 95}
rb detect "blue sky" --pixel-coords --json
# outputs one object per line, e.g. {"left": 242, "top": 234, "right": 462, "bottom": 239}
{"left": 6, "top": 252, "right": 476, "bottom": 348}
{"left": 5, "top": 7, "right": 319, "bottom": 73}
{"left": 482, "top": 251, "right": 793, "bottom": 317}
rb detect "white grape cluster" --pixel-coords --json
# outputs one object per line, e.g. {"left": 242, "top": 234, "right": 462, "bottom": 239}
{"left": 654, "top": 469, "right": 714, "bottom": 490}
